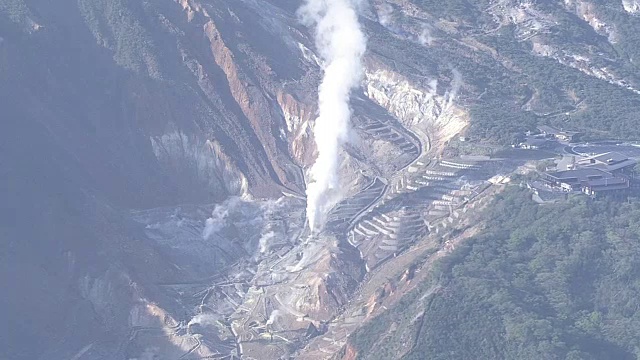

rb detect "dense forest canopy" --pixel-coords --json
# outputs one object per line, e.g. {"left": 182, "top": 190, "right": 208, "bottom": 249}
{"left": 408, "top": 0, "right": 640, "bottom": 144}
{"left": 352, "top": 188, "right": 640, "bottom": 359}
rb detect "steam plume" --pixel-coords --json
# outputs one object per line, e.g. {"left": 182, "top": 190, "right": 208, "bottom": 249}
{"left": 299, "top": 0, "right": 367, "bottom": 232}
{"left": 445, "top": 69, "right": 462, "bottom": 108}
{"left": 266, "top": 310, "right": 281, "bottom": 326}
{"left": 378, "top": 3, "right": 393, "bottom": 26}
{"left": 188, "top": 313, "right": 218, "bottom": 328}
{"left": 419, "top": 26, "right": 435, "bottom": 46}
{"left": 259, "top": 231, "right": 275, "bottom": 253}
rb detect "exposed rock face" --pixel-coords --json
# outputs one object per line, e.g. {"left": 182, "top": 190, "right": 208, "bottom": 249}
{"left": 0, "top": 1, "right": 313, "bottom": 358}
{"left": 623, "top": 0, "right": 640, "bottom": 14}
{"left": 564, "top": 0, "right": 618, "bottom": 42}
{"left": 150, "top": 132, "right": 248, "bottom": 199}
{"left": 276, "top": 90, "right": 316, "bottom": 165}
{"left": 364, "top": 66, "right": 468, "bottom": 149}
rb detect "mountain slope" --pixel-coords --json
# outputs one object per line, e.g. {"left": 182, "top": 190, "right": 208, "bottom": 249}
{"left": 349, "top": 188, "right": 640, "bottom": 360}
{"left": 1, "top": 1, "right": 311, "bottom": 358}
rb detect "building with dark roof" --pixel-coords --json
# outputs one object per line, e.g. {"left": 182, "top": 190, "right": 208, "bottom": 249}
{"left": 581, "top": 152, "right": 638, "bottom": 173}
{"left": 592, "top": 152, "right": 629, "bottom": 164}
{"left": 544, "top": 167, "right": 630, "bottom": 195}
{"left": 583, "top": 177, "right": 629, "bottom": 196}
{"left": 545, "top": 168, "right": 609, "bottom": 190}
{"left": 541, "top": 148, "right": 636, "bottom": 197}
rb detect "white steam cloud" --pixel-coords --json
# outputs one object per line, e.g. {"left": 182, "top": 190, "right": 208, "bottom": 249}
{"left": 378, "top": 3, "right": 393, "bottom": 26}
{"left": 419, "top": 26, "right": 435, "bottom": 46}
{"left": 202, "top": 203, "right": 230, "bottom": 240}
{"left": 188, "top": 313, "right": 219, "bottom": 328}
{"left": 259, "top": 231, "right": 276, "bottom": 254}
{"left": 445, "top": 69, "right": 462, "bottom": 109}
{"left": 202, "top": 197, "right": 241, "bottom": 240}
{"left": 299, "top": 0, "right": 367, "bottom": 232}
{"left": 266, "top": 310, "right": 281, "bottom": 326}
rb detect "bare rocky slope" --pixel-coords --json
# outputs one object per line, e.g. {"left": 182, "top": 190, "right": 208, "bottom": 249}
{"left": 1, "top": 0, "right": 640, "bottom": 359}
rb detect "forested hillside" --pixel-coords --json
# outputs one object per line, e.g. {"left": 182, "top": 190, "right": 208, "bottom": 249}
{"left": 351, "top": 188, "right": 640, "bottom": 359}
{"left": 380, "top": 0, "right": 640, "bottom": 143}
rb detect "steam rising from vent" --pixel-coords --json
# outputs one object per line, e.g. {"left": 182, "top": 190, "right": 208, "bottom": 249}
{"left": 259, "top": 231, "right": 275, "bottom": 253}
{"left": 445, "top": 69, "right": 462, "bottom": 108}
{"left": 378, "top": 3, "right": 393, "bottom": 26}
{"left": 266, "top": 310, "right": 281, "bottom": 326}
{"left": 419, "top": 26, "right": 435, "bottom": 46}
{"left": 188, "top": 314, "right": 218, "bottom": 328}
{"left": 299, "top": 0, "right": 367, "bottom": 232}
{"left": 202, "top": 199, "right": 236, "bottom": 240}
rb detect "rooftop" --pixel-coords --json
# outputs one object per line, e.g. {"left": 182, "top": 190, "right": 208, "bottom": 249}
{"left": 547, "top": 168, "right": 610, "bottom": 182}
{"left": 590, "top": 159, "right": 638, "bottom": 172}
{"left": 590, "top": 152, "right": 630, "bottom": 165}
